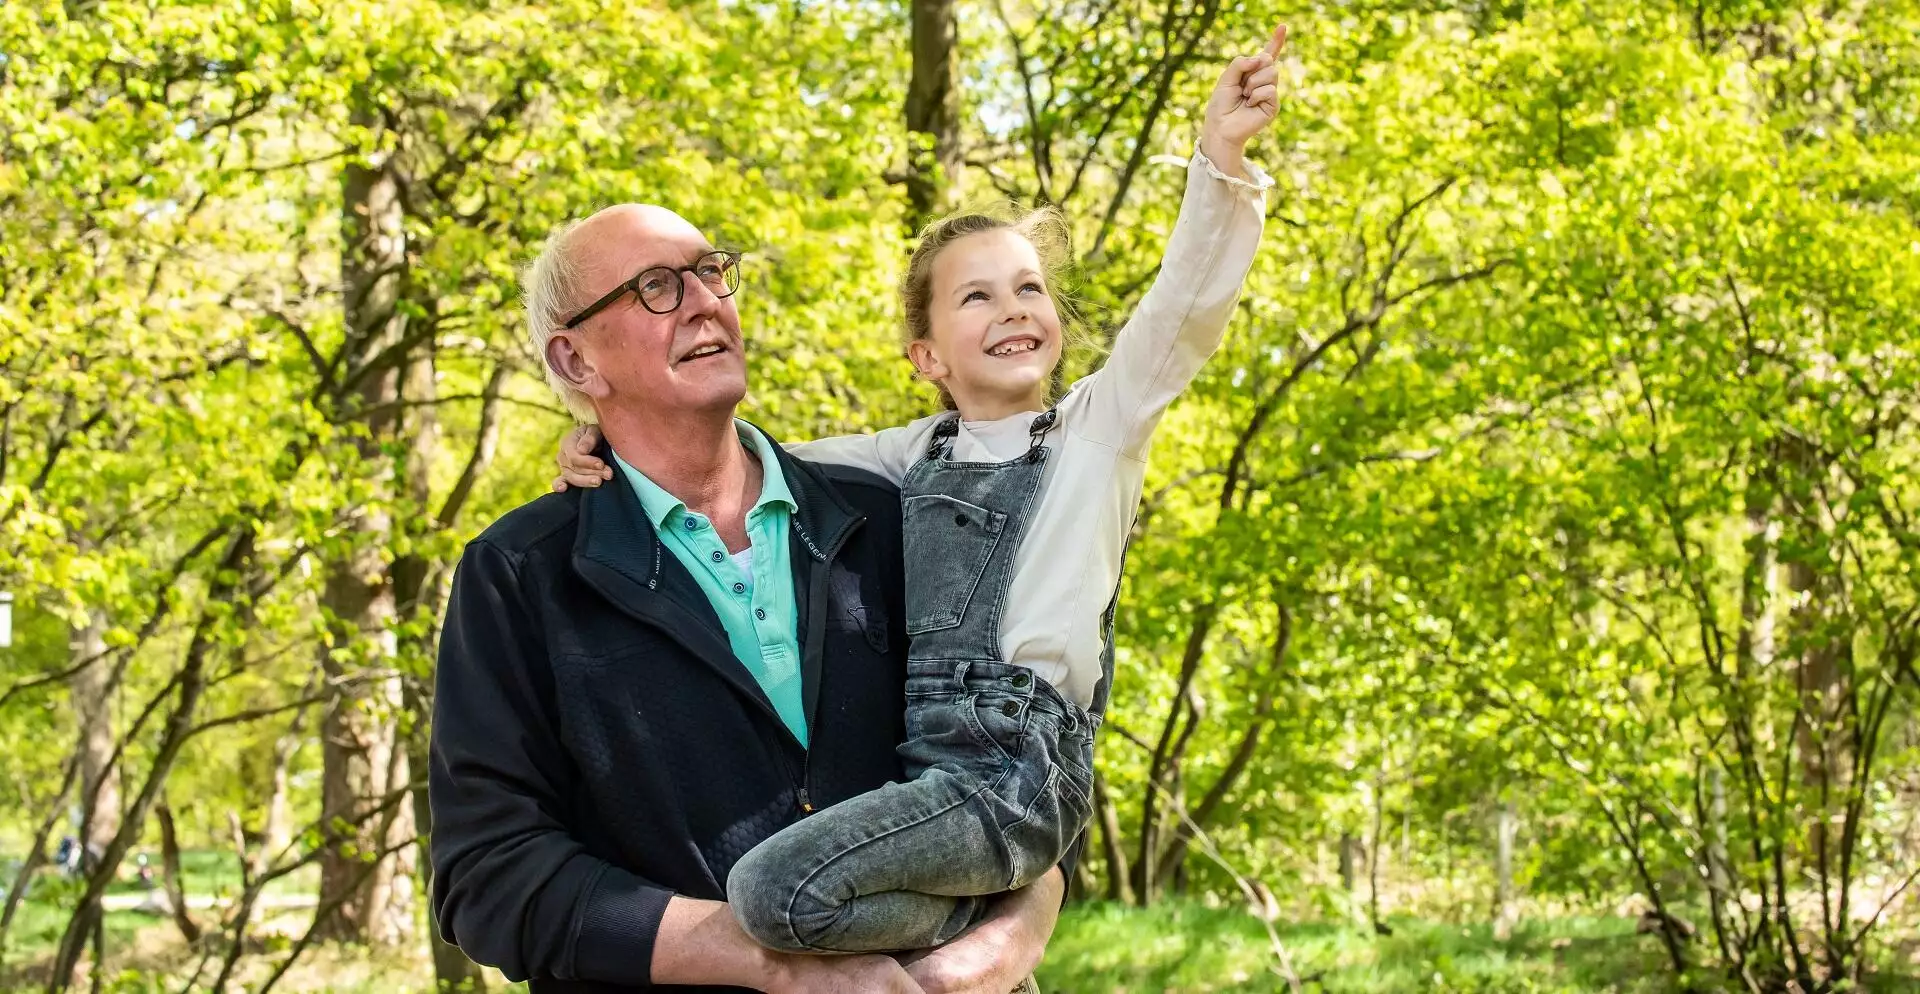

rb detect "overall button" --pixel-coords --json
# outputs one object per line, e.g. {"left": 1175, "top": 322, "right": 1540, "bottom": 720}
{"left": 1010, "top": 672, "right": 1030, "bottom": 688}
{"left": 1001, "top": 700, "right": 1021, "bottom": 718}
{"left": 954, "top": 514, "right": 968, "bottom": 526}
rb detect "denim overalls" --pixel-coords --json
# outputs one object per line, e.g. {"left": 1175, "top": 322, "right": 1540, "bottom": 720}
{"left": 726, "top": 409, "right": 1114, "bottom": 954}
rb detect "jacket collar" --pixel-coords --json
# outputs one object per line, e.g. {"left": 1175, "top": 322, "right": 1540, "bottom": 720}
{"left": 758, "top": 420, "right": 864, "bottom": 563}
{"left": 567, "top": 418, "right": 867, "bottom": 750}
{"left": 575, "top": 418, "right": 862, "bottom": 579}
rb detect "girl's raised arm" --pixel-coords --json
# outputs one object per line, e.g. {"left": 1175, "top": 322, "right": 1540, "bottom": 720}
{"left": 1074, "top": 26, "right": 1287, "bottom": 459}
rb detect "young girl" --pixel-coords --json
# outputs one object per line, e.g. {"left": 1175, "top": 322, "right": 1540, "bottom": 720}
{"left": 553, "top": 25, "right": 1287, "bottom": 956}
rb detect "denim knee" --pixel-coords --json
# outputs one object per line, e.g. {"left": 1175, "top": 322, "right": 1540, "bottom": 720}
{"left": 726, "top": 844, "right": 814, "bottom": 953}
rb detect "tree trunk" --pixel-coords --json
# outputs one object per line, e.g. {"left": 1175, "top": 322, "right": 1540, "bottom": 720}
{"left": 1780, "top": 436, "right": 1851, "bottom": 974}
{"left": 70, "top": 611, "right": 120, "bottom": 866}
{"left": 1493, "top": 800, "right": 1519, "bottom": 940}
{"left": 1091, "top": 771, "right": 1135, "bottom": 905}
{"left": 1704, "top": 762, "right": 1733, "bottom": 960}
{"left": 1338, "top": 832, "right": 1358, "bottom": 894}
{"left": 155, "top": 799, "right": 200, "bottom": 943}
{"left": 905, "top": 0, "right": 962, "bottom": 229}
{"left": 1368, "top": 769, "right": 1386, "bottom": 931}
{"left": 313, "top": 89, "right": 417, "bottom": 947}
{"left": 1065, "top": 857, "right": 1092, "bottom": 903}
{"left": 1401, "top": 808, "right": 1411, "bottom": 875}
{"left": 313, "top": 584, "right": 415, "bottom": 946}
{"left": 1736, "top": 473, "right": 1778, "bottom": 675}
{"left": 259, "top": 708, "right": 306, "bottom": 875}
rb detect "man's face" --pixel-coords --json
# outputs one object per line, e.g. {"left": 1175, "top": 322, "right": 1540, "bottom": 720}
{"left": 556, "top": 206, "right": 747, "bottom": 420}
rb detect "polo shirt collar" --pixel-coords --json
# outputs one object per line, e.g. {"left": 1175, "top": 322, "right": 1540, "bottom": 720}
{"left": 611, "top": 420, "right": 797, "bottom": 531}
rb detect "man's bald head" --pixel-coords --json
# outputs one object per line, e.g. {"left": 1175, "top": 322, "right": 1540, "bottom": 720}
{"left": 525, "top": 203, "right": 715, "bottom": 422}
{"left": 567, "top": 204, "right": 705, "bottom": 281}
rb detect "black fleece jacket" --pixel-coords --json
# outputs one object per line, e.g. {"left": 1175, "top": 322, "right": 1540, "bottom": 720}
{"left": 428, "top": 440, "right": 909, "bottom": 992}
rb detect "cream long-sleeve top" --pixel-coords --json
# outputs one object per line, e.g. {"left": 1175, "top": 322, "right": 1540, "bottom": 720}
{"left": 785, "top": 149, "right": 1271, "bottom": 706}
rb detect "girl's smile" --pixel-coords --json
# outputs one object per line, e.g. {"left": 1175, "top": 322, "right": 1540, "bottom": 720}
{"left": 911, "top": 228, "right": 1065, "bottom": 422}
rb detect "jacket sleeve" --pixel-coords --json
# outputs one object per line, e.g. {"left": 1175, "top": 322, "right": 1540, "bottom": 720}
{"left": 429, "top": 539, "right": 673, "bottom": 986}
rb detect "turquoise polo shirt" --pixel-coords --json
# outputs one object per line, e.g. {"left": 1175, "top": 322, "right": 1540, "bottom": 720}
{"left": 611, "top": 423, "right": 807, "bottom": 746}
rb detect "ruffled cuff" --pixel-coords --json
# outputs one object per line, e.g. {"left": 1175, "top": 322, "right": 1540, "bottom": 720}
{"left": 1193, "top": 147, "right": 1275, "bottom": 195}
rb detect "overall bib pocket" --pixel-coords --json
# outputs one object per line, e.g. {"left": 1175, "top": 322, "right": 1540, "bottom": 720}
{"left": 902, "top": 493, "right": 1007, "bottom": 635}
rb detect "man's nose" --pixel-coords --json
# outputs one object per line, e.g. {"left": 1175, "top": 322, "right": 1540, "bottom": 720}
{"left": 678, "top": 270, "right": 722, "bottom": 318}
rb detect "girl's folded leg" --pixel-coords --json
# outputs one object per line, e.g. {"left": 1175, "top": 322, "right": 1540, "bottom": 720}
{"left": 725, "top": 767, "right": 1018, "bottom": 954}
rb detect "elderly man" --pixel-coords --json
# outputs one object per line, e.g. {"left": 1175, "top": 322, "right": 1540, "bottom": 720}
{"left": 429, "top": 203, "right": 1064, "bottom": 993}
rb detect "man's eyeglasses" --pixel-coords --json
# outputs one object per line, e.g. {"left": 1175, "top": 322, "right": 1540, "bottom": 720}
{"left": 562, "top": 250, "right": 742, "bottom": 329}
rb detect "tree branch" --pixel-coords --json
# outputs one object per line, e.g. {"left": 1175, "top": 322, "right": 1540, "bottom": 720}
{"left": 1087, "top": 0, "right": 1222, "bottom": 261}
{"left": 436, "top": 360, "right": 510, "bottom": 529}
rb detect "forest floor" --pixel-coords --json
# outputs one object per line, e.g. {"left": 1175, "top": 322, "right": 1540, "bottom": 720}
{"left": 4, "top": 859, "right": 1919, "bottom": 992}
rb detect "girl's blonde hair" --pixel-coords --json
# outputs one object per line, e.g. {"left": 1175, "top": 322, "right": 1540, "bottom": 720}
{"left": 899, "top": 203, "right": 1096, "bottom": 408}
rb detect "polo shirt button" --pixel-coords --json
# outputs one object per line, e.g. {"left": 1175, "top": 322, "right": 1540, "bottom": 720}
{"left": 711, "top": 551, "right": 724, "bottom": 562}
{"left": 684, "top": 518, "right": 700, "bottom": 530}
{"left": 732, "top": 582, "right": 746, "bottom": 594}
{"left": 755, "top": 608, "right": 767, "bottom": 620}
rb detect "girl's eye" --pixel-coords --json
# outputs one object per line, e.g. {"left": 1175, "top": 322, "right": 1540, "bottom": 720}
{"left": 1020, "top": 282, "right": 1045, "bottom": 295}
{"left": 963, "top": 290, "right": 988, "bottom": 303}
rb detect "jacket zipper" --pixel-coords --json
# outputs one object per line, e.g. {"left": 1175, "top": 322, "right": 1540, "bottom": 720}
{"left": 789, "top": 515, "right": 859, "bottom": 815}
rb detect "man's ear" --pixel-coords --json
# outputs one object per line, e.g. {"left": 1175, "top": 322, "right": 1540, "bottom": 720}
{"left": 906, "top": 338, "right": 948, "bottom": 385}
{"left": 546, "top": 332, "right": 607, "bottom": 399}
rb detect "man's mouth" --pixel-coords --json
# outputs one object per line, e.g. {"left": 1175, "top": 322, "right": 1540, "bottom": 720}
{"left": 679, "top": 344, "right": 727, "bottom": 363}
{"left": 988, "top": 337, "right": 1041, "bottom": 357}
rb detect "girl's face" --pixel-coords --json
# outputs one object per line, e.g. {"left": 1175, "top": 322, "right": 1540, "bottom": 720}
{"left": 910, "top": 229, "right": 1064, "bottom": 420}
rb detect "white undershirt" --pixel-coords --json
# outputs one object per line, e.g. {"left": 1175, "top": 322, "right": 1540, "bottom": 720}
{"left": 730, "top": 547, "right": 755, "bottom": 596}
{"left": 785, "top": 151, "right": 1270, "bottom": 705}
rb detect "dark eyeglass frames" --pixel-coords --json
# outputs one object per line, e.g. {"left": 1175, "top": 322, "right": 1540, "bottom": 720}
{"left": 562, "top": 250, "right": 742, "bottom": 329}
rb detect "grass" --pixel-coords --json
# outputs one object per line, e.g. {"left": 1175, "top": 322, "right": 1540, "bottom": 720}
{"left": 6, "top": 868, "right": 1917, "bottom": 992}
{"left": 1, "top": 851, "right": 316, "bottom": 975}
{"left": 1040, "top": 902, "right": 1920, "bottom": 993}
{"left": 1041, "top": 902, "right": 1677, "bottom": 993}
{"left": 4, "top": 879, "right": 149, "bottom": 967}
{"left": 13, "top": 888, "right": 1673, "bottom": 993}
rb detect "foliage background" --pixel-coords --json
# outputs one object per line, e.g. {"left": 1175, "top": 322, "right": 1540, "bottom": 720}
{"left": 3, "top": 0, "right": 1918, "bottom": 990}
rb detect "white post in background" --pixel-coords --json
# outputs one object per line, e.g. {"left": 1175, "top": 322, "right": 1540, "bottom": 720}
{"left": 1494, "top": 798, "right": 1520, "bottom": 940}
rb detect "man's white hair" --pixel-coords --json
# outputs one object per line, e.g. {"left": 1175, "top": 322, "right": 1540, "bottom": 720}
{"left": 524, "top": 217, "right": 599, "bottom": 424}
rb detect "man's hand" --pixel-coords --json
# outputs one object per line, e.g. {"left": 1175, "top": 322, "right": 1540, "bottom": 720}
{"left": 902, "top": 869, "right": 1065, "bottom": 994}
{"left": 765, "top": 952, "right": 926, "bottom": 994}
{"left": 652, "top": 897, "right": 925, "bottom": 992}
{"left": 1200, "top": 24, "right": 1289, "bottom": 178}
